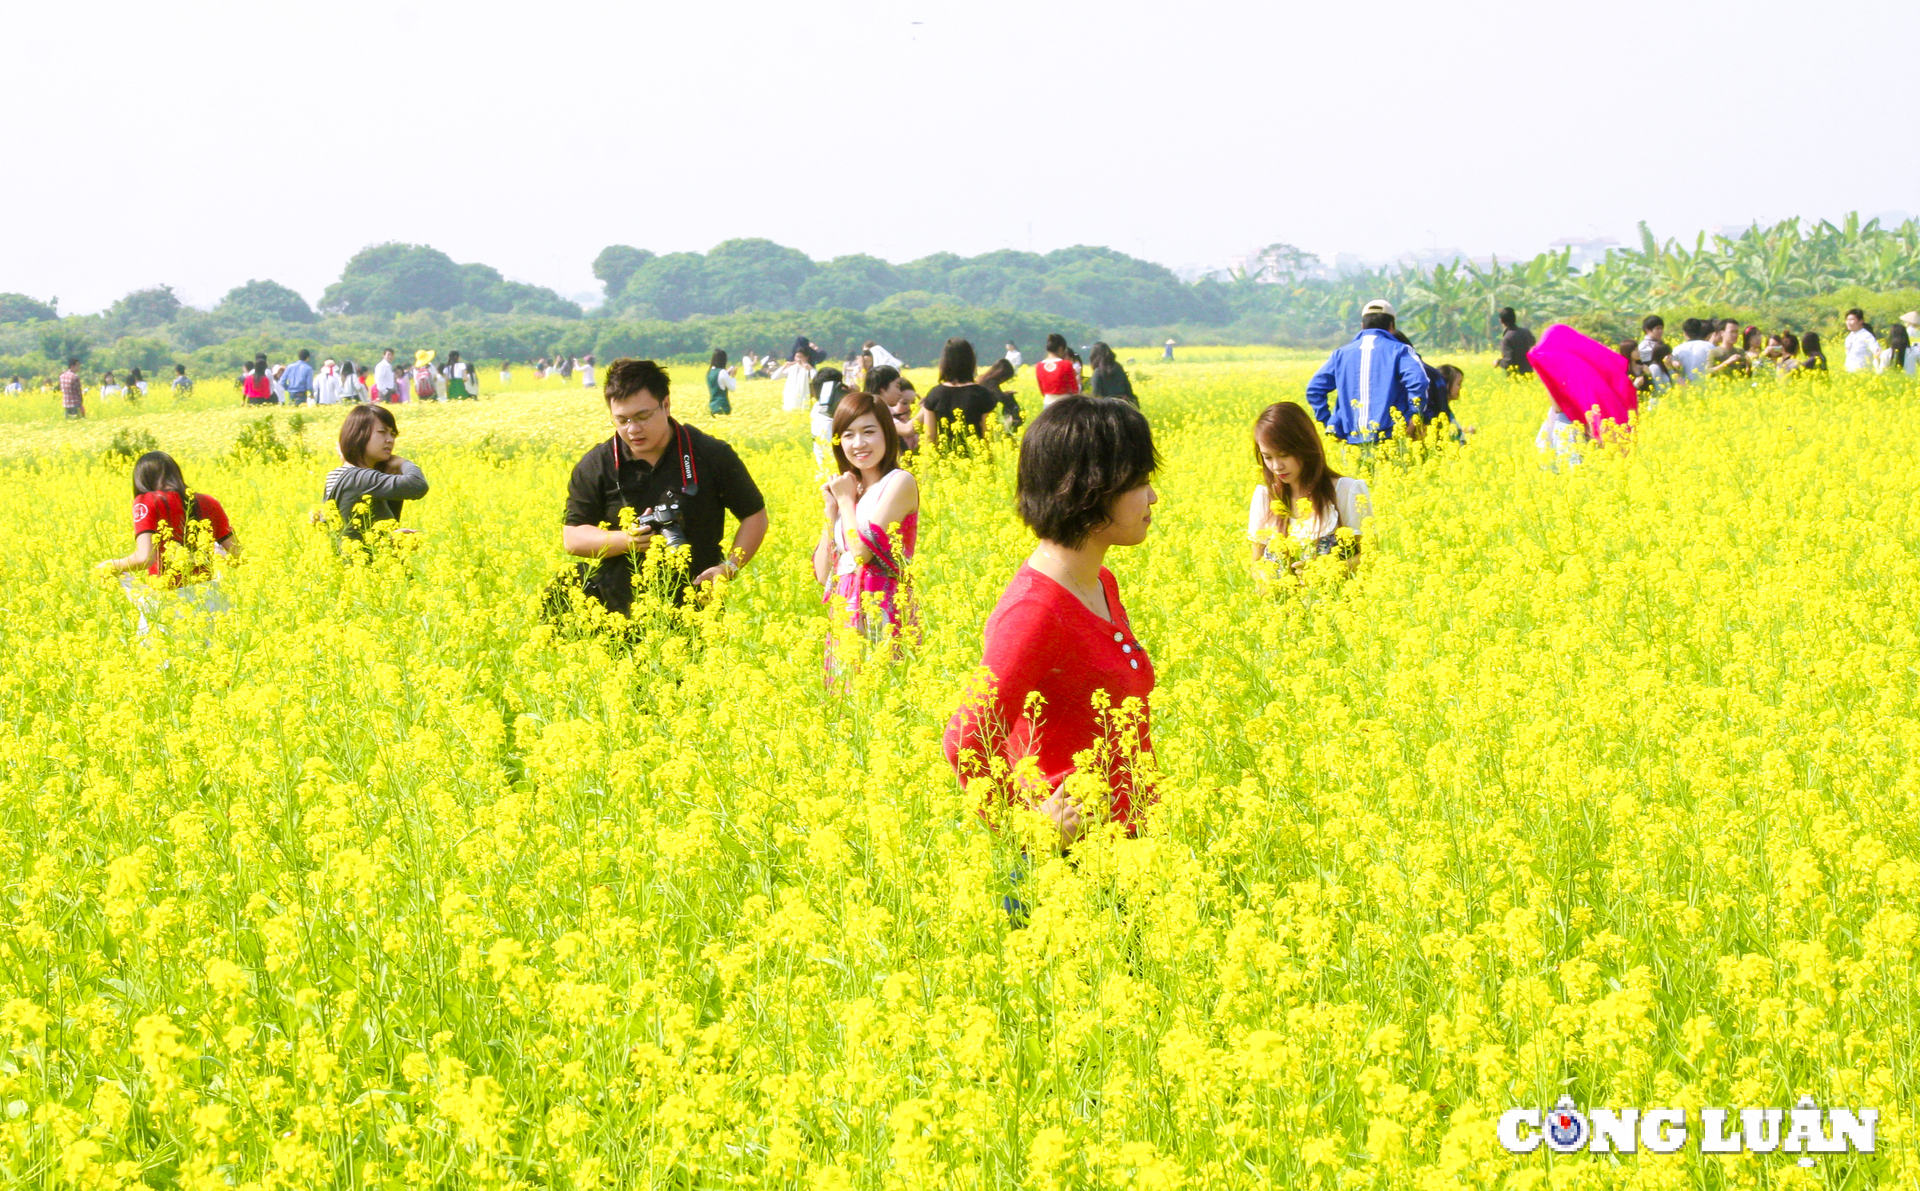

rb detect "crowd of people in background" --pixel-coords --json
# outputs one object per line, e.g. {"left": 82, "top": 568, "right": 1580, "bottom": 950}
{"left": 81, "top": 294, "right": 1920, "bottom": 887}
{"left": 1613, "top": 308, "right": 1920, "bottom": 391}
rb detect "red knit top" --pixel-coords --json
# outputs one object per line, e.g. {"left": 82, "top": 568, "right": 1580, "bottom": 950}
{"left": 944, "top": 563, "right": 1156, "bottom": 828}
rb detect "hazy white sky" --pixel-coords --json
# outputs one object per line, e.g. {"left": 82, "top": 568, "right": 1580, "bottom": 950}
{"left": 8, "top": 0, "right": 1916, "bottom": 314}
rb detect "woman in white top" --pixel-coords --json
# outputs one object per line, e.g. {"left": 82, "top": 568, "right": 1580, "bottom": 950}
{"left": 580, "top": 354, "right": 595, "bottom": 388}
{"left": 1842, "top": 308, "right": 1879, "bottom": 372}
{"left": 1248, "top": 402, "right": 1370, "bottom": 577}
{"left": 316, "top": 360, "right": 342, "bottom": 405}
{"left": 337, "top": 361, "right": 368, "bottom": 404}
{"left": 812, "top": 390, "right": 920, "bottom": 673}
{"left": 498, "top": 361, "right": 512, "bottom": 385}
{"left": 773, "top": 350, "right": 816, "bottom": 412}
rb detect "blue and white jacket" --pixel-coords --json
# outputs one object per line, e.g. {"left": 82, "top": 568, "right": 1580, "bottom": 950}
{"left": 1305, "top": 329, "right": 1429, "bottom": 443}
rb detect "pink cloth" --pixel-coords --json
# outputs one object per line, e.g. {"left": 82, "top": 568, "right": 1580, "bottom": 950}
{"left": 823, "top": 512, "right": 918, "bottom": 672}
{"left": 1528, "top": 324, "right": 1640, "bottom": 441}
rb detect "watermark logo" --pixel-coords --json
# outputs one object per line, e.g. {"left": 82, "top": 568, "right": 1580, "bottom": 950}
{"left": 1543, "top": 1098, "right": 1586, "bottom": 1152}
{"left": 1500, "top": 1096, "right": 1876, "bottom": 1166}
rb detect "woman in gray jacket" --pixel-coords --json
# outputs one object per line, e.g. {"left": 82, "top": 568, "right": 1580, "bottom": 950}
{"left": 323, "top": 404, "right": 428, "bottom": 539}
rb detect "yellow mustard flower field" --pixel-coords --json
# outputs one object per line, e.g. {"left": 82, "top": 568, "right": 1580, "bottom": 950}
{"left": 1, "top": 352, "right": 1915, "bottom": 1189}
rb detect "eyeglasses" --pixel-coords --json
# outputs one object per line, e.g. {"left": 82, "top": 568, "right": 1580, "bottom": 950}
{"left": 613, "top": 406, "right": 663, "bottom": 429}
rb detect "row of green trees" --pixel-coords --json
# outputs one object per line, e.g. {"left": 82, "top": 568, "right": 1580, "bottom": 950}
{"left": 5, "top": 214, "right": 1918, "bottom": 383}
{"left": 589, "top": 239, "right": 1227, "bottom": 327}
{"left": 1185, "top": 214, "right": 1920, "bottom": 348}
{"left": 0, "top": 300, "right": 1097, "bottom": 383}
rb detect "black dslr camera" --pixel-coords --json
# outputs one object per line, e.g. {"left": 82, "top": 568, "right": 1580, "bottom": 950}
{"left": 639, "top": 499, "right": 688, "bottom": 550}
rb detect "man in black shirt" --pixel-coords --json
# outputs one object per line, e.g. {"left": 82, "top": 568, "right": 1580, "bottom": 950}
{"left": 563, "top": 359, "right": 768, "bottom": 613}
{"left": 1495, "top": 307, "right": 1536, "bottom": 374}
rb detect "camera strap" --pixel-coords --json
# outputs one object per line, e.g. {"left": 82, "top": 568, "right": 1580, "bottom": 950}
{"left": 610, "top": 421, "right": 700, "bottom": 514}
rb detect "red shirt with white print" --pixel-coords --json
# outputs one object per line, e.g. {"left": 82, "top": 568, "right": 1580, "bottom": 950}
{"left": 132, "top": 491, "right": 232, "bottom": 585}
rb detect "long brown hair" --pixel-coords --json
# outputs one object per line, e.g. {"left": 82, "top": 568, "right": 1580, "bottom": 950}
{"left": 132, "top": 450, "right": 201, "bottom": 522}
{"left": 1253, "top": 402, "right": 1341, "bottom": 534}
{"left": 830, "top": 391, "right": 901, "bottom": 478}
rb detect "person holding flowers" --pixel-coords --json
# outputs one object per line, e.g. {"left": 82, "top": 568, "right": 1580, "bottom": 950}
{"left": 945, "top": 397, "right": 1160, "bottom": 848}
{"left": 812, "top": 390, "right": 919, "bottom": 674}
{"left": 1247, "top": 401, "right": 1370, "bottom": 578}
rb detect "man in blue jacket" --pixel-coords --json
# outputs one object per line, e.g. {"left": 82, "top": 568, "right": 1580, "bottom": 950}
{"left": 1306, "top": 300, "right": 1429, "bottom": 444}
{"left": 282, "top": 349, "right": 316, "bottom": 406}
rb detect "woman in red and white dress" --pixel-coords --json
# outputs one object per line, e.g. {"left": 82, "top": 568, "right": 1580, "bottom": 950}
{"left": 1035, "top": 332, "right": 1082, "bottom": 407}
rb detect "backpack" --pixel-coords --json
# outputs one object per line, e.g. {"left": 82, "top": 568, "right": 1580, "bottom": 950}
{"left": 413, "top": 365, "right": 437, "bottom": 396}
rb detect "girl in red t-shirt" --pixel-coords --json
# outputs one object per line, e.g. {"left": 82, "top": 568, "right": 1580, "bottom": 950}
{"left": 944, "top": 397, "right": 1160, "bottom": 848}
{"left": 1034, "top": 332, "right": 1082, "bottom": 406}
{"left": 98, "top": 452, "right": 240, "bottom": 632}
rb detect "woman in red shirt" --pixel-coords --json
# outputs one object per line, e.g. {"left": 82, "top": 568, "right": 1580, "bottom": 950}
{"left": 944, "top": 397, "right": 1160, "bottom": 847}
{"left": 1034, "top": 332, "right": 1082, "bottom": 406}
{"left": 97, "top": 451, "right": 241, "bottom": 635}
{"left": 241, "top": 357, "right": 273, "bottom": 405}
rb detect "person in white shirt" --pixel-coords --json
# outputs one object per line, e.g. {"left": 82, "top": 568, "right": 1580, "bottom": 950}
{"left": 1842, "top": 308, "right": 1879, "bottom": 372}
{"left": 1003, "top": 343, "right": 1022, "bottom": 369}
{"left": 863, "top": 340, "right": 904, "bottom": 369}
{"left": 1668, "top": 318, "right": 1714, "bottom": 382}
{"left": 498, "top": 361, "right": 512, "bottom": 385}
{"left": 373, "top": 349, "right": 399, "bottom": 402}
{"left": 580, "top": 354, "right": 595, "bottom": 388}
{"left": 316, "top": 359, "right": 342, "bottom": 405}
{"left": 1902, "top": 312, "right": 1920, "bottom": 376}
{"left": 772, "top": 351, "right": 816, "bottom": 412}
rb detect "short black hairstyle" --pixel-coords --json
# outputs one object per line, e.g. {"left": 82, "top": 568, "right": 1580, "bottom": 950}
{"left": 1017, "top": 397, "right": 1160, "bottom": 549}
{"left": 604, "top": 358, "right": 670, "bottom": 403}
{"left": 864, "top": 365, "right": 902, "bottom": 394}
{"left": 1845, "top": 307, "right": 1866, "bottom": 321}
{"left": 174, "top": 363, "right": 186, "bottom": 374}
{"left": 1360, "top": 311, "right": 1394, "bottom": 331}
{"left": 1642, "top": 315, "right": 1664, "bottom": 332}
{"left": 709, "top": 349, "right": 727, "bottom": 369}
{"left": 1497, "top": 307, "right": 1517, "bottom": 327}
{"left": 1681, "top": 317, "right": 1704, "bottom": 338}
{"left": 297, "top": 348, "right": 311, "bottom": 361}
{"left": 66, "top": 356, "right": 80, "bottom": 367}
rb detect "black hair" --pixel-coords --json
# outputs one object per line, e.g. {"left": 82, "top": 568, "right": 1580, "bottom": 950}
{"left": 447, "top": 350, "right": 460, "bottom": 364}
{"left": 709, "top": 349, "right": 728, "bottom": 369}
{"left": 131, "top": 451, "right": 200, "bottom": 522}
{"left": 174, "top": 363, "right": 186, "bottom": 374}
{"left": 1802, "top": 331, "right": 1825, "bottom": 357}
{"left": 1045, "top": 333, "right": 1069, "bottom": 356}
{"left": 251, "top": 356, "right": 268, "bottom": 379}
{"left": 1017, "top": 397, "right": 1160, "bottom": 549}
{"left": 1681, "top": 318, "right": 1704, "bottom": 339}
{"left": 864, "top": 365, "right": 902, "bottom": 394}
{"left": 129, "top": 368, "right": 143, "bottom": 383}
{"left": 1642, "top": 315, "right": 1664, "bottom": 332}
{"left": 978, "top": 358, "right": 1015, "bottom": 388}
{"left": 603, "top": 358, "right": 670, "bottom": 403}
{"left": 1361, "top": 312, "right": 1394, "bottom": 331}
{"left": 1845, "top": 307, "right": 1866, "bottom": 322}
{"left": 938, "top": 338, "right": 977, "bottom": 384}
{"left": 66, "top": 356, "right": 80, "bottom": 367}
{"left": 1089, "top": 342, "right": 1119, "bottom": 374}
{"left": 298, "top": 348, "right": 311, "bottom": 361}
{"left": 1497, "top": 307, "right": 1517, "bottom": 327}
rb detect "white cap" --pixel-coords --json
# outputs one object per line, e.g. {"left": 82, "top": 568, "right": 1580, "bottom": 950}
{"left": 1361, "top": 299, "right": 1396, "bottom": 316}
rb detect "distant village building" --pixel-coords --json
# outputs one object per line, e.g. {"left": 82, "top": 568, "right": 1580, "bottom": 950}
{"left": 1549, "top": 236, "right": 1620, "bottom": 274}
